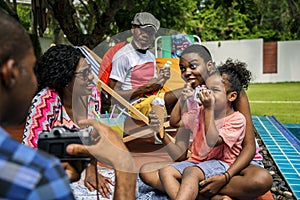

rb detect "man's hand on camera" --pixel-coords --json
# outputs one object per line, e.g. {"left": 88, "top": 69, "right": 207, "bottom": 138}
{"left": 66, "top": 119, "right": 137, "bottom": 172}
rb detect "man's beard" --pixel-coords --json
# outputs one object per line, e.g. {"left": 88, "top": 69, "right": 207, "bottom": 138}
{"left": 132, "top": 39, "right": 150, "bottom": 50}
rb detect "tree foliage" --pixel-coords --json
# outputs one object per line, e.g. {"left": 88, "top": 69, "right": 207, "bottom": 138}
{"left": 1, "top": 0, "right": 299, "bottom": 49}
{"left": 186, "top": 0, "right": 300, "bottom": 42}
{"left": 17, "top": 4, "right": 31, "bottom": 31}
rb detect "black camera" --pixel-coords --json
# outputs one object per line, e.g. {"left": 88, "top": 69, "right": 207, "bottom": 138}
{"left": 38, "top": 126, "right": 93, "bottom": 161}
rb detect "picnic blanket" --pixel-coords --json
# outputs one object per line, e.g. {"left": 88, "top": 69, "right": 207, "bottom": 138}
{"left": 70, "top": 166, "right": 115, "bottom": 200}
{"left": 71, "top": 166, "right": 170, "bottom": 199}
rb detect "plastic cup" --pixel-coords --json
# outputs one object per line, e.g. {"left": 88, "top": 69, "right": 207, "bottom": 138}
{"left": 99, "top": 114, "right": 125, "bottom": 138}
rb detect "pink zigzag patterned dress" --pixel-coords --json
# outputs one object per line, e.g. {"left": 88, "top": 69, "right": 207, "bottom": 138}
{"left": 23, "top": 87, "right": 101, "bottom": 148}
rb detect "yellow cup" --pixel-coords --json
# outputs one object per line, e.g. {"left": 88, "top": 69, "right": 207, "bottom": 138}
{"left": 99, "top": 114, "right": 125, "bottom": 138}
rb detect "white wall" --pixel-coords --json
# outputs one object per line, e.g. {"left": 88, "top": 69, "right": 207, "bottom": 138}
{"left": 277, "top": 40, "right": 300, "bottom": 82}
{"left": 202, "top": 39, "right": 300, "bottom": 83}
{"left": 203, "top": 39, "right": 264, "bottom": 83}
{"left": 39, "top": 36, "right": 300, "bottom": 83}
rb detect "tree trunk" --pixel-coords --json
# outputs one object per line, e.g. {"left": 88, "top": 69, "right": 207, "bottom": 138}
{"left": 47, "top": 0, "right": 127, "bottom": 49}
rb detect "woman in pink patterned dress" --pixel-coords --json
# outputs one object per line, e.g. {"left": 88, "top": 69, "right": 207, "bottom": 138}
{"left": 23, "top": 44, "right": 113, "bottom": 198}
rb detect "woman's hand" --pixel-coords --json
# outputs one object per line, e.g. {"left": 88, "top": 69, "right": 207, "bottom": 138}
{"left": 199, "top": 174, "right": 227, "bottom": 196}
{"left": 84, "top": 164, "right": 114, "bottom": 198}
{"left": 181, "top": 83, "right": 194, "bottom": 101}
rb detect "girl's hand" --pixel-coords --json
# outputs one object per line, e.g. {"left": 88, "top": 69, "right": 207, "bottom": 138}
{"left": 199, "top": 89, "right": 214, "bottom": 109}
{"left": 149, "top": 110, "right": 161, "bottom": 133}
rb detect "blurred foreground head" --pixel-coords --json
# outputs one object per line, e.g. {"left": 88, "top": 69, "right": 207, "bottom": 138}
{"left": 0, "top": 11, "right": 37, "bottom": 126}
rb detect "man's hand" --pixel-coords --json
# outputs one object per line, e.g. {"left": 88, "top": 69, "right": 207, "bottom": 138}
{"left": 66, "top": 119, "right": 137, "bottom": 172}
{"left": 66, "top": 119, "right": 138, "bottom": 200}
{"left": 156, "top": 67, "right": 171, "bottom": 87}
{"left": 159, "top": 66, "right": 170, "bottom": 82}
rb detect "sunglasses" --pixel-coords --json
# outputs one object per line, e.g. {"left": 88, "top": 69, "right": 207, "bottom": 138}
{"left": 74, "top": 63, "right": 92, "bottom": 80}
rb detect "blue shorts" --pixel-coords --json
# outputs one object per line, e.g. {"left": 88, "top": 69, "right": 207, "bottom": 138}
{"left": 250, "top": 160, "right": 264, "bottom": 167}
{"left": 171, "top": 160, "right": 229, "bottom": 179}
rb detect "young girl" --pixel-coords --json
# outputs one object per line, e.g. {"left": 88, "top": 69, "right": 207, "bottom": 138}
{"left": 139, "top": 44, "right": 272, "bottom": 199}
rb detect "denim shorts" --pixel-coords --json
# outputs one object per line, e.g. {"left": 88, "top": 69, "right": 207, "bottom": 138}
{"left": 171, "top": 159, "right": 229, "bottom": 179}
{"left": 250, "top": 160, "right": 264, "bottom": 167}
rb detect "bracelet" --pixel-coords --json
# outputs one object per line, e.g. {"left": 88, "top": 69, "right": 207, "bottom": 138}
{"left": 224, "top": 171, "right": 231, "bottom": 184}
{"left": 225, "top": 171, "right": 231, "bottom": 180}
{"left": 223, "top": 173, "right": 229, "bottom": 183}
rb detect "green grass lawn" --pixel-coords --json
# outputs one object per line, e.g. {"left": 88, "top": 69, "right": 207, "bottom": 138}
{"left": 246, "top": 82, "right": 300, "bottom": 124}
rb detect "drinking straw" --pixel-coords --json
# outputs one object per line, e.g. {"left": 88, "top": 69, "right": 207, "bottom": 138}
{"left": 116, "top": 107, "right": 127, "bottom": 119}
{"left": 92, "top": 108, "right": 104, "bottom": 123}
{"left": 92, "top": 108, "right": 101, "bottom": 120}
{"left": 105, "top": 110, "right": 111, "bottom": 123}
{"left": 109, "top": 104, "right": 116, "bottom": 119}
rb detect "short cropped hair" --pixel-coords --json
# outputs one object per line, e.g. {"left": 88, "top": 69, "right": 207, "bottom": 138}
{"left": 0, "top": 11, "right": 32, "bottom": 68}
{"left": 181, "top": 44, "right": 212, "bottom": 63}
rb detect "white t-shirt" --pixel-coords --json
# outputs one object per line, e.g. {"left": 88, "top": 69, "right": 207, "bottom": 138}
{"left": 110, "top": 43, "right": 157, "bottom": 90}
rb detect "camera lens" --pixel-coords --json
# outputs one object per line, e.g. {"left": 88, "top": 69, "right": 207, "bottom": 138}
{"left": 52, "top": 128, "right": 65, "bottom": 136}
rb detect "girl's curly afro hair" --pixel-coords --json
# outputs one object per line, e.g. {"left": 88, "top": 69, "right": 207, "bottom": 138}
{"left": 214, "top": 58, "right": 252, "bottom": 104}
{"left": 36, "top": 44, "right": 84, "bottom": 91}
{"left": 218, "top": 58, "right": 252, "bottom": 92}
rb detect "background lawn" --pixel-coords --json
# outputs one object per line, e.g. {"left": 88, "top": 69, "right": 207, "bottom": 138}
{"left": 246, "top": 82, "right": 300, "bottom": 124}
